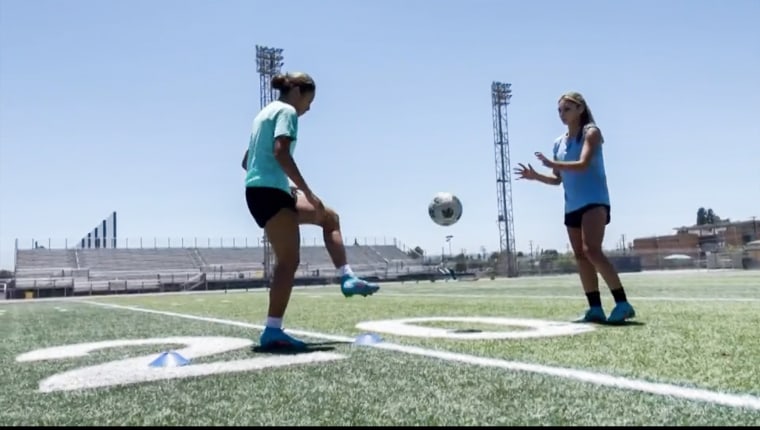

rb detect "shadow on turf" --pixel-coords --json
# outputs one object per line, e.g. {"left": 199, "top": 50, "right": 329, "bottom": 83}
{"left": 250, "top": 341, "right": 349, "bottom": 355}
{"left": 572, "top": 320, "right": 646, "bottom": 327}
{"left": 603, "top": 320, "right": 645, "bottom": 327}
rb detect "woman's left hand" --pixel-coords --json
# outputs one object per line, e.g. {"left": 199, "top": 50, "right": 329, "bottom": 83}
{"left": 534, "top": 152, "right": 555, "bottom": 169}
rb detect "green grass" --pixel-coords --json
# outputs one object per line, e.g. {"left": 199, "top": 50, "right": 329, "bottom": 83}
{"left": 1, "top": 270, "right": 759, "bottom": 425}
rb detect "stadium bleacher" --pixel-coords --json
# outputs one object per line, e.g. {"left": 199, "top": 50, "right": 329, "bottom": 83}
{"left": 11, "top": 240, "right": 431, "bottom": 296}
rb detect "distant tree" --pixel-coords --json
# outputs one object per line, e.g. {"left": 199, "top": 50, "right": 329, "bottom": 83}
{"left": 697, "top": 207, "right": 707, "bottom": 225}
{"left": 541, "top": 249, "right": 559, "bottom": 258}
{"left": 706, "top": 208, "right": 716, "bottom": 224}
{"left": 406, "top": 246, "right": 425, "bottom": 259}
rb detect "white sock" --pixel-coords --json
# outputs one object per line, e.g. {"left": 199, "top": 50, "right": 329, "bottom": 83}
{"left": 266, "top": 317, "right": 283, "bottom": 329}
{"left": 338, "top": 264, "right": 354, "bottom": 277}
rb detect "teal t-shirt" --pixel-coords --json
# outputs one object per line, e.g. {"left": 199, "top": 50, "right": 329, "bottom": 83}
{"left": 244, "top": 100, "right": 298, "bottom": 193}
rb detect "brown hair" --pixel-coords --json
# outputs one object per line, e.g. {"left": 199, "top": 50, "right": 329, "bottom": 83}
{"left": 271, "top": 72, "right": 316, "bottom": 95}
{"left": 558, "top": 91, "right": 603, "bottom": 142}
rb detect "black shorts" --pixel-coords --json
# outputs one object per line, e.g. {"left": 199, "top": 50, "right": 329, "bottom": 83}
{"left": 564, "top": 203, "right": 611, "bottom": 229}
{"left": 245, "top": 187, "right": 297, "bottom": 228}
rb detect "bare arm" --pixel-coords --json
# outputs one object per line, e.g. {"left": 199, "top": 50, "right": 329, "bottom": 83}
{"left": 551, "top": 127, "right": 602, "bottom": 172}
{"left": 273, "top": 136, "right": 311, "bottom": 194}
{"left": 535, "top": 168, "right": 562, "bottom": 185}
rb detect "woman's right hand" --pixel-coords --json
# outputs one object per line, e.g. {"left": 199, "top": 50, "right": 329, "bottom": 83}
{"left": 303, "top": 190, "right": 325, "bottom": 220}
{"left": 513, "top": 163, "right": 538, "bottom": 180}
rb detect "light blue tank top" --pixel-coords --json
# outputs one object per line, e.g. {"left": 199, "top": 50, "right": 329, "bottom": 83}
{"left": 552, "top": 123, "right": 610, "bottom": 213}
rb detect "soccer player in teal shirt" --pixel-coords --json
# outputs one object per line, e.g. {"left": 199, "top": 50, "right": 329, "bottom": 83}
{"left": 514, "top": 92, "right": 635, "bottom": 324}
{"left": 242, "top": 72, "right": 380, "bottom": 350}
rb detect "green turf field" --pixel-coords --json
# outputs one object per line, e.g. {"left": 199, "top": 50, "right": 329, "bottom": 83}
{"left": 1, "top": 270, "right": 759, "bottom": 426}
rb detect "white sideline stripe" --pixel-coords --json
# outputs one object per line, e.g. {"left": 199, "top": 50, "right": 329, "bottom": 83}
{"left": 0, "top": 284, "right": 333, "bottom": 306}
{"left": 80, "top": 300, "right": 760, "bottom": 412}
{"left": 367, "top": 293, "right": 760, "bottom": 303}
{"left": 3, "top": 287, "right": 758, "bottom": 306}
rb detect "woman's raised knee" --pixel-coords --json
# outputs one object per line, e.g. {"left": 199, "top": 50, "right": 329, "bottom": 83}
{"left": 321, "top": 209, "right": 340, "bottom": 231}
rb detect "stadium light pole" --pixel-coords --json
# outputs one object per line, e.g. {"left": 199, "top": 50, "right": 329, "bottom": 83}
{"left": 256, "top": 46, "right": 284, "bottom": 109}
{"left": 255, "top": 45, "right": 285, "bottom": 281}
{"left": 491, "top": 81, "right": 518, "bottom": 278}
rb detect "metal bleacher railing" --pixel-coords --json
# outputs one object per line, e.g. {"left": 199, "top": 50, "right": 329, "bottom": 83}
{"left": 12, "top": 236, "right": 434, "bottom": 295}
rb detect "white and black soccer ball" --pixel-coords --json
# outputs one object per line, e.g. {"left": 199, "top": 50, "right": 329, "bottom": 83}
{"left": 428, "top": 192, "right": 463, "bottom": 227}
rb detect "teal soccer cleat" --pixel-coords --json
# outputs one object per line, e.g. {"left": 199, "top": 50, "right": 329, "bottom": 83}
{"left": 258, "top": 327, "right": 307, "bottom": 351}
{"left": 340, "top": 275, "right": 380, "bottom": 297}
{"left": 607, "top": 302, "right": 636, "bottom": 324}
{"left": 574, "top": 306, "right": 607, "bottom": 323}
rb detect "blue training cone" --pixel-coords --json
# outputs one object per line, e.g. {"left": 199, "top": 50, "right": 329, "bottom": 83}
{"left": 354, "top": 333, "right": 383, "bottom": 346}
{"left": 149, "top": 351, "right": 190, "bottom": 368}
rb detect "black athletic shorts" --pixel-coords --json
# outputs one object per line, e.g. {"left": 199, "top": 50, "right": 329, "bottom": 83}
{"left": 564, "top": 203, "right": 611, "bottom": 229}
{"left": 245, "top": 186, "right": 297, "bottom": 228}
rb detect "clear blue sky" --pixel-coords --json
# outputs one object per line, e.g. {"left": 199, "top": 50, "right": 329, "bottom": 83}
{"left": 1, "top": 0, "right": 758, "bottom": 269}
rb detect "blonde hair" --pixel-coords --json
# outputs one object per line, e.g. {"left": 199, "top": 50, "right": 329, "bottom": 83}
{"left": 558, "top": 91, "right": 603, "bottom": 141}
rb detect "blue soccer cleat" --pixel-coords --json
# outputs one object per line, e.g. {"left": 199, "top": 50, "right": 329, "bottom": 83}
{"left": 607, "top": 302, "right": 636, "bottom": 324}
{"left": 340, "top": 275, "right": 380, "bottom": 298}
{"left": 574, "top": 306, "right": 607, "bottom": 323}
{"left": 258, "top": 327, "right": 307, "bottom": 351}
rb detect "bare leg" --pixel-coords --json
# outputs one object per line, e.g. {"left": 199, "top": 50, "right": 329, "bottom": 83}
{"left": 295, "top": 193, "right": 347, "bottom": 269}
{"left": 567, "top": 227, "right": 599, "bottom": 294}
{"left": 580, "top": 206, "right": 624, "bottom": 292}
{"left": 581, "top": 206, "right": 634, "bottom": 322}
{"left": 293, "top": 191, "right": 379, "bottom": 296}
{"left": 263, "top": 208, "right": 300, "bottom": 319}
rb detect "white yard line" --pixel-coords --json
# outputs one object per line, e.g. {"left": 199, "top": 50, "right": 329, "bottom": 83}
{"left": 79, "top": 300, "right": 760, "bottom": 412}
{"left": 4, "top": 286, "right": 758, "bottom": 306}
{"left": 365, "top": 293, "right": 760, "bottom": 303}
{"left": 0, "top": 285, "right": 326, "bottom": 305}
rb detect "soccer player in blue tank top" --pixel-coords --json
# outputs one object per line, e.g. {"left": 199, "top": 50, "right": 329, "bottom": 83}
{"left": 242, "top": 72, "right": 380, "bottom": 351}
{"left": 514, "top": 92, "right": 636, "bottom": 324}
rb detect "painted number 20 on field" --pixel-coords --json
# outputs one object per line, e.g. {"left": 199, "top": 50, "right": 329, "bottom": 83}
{"left": 16, "top": 336, "right": 345, "bottom": 393}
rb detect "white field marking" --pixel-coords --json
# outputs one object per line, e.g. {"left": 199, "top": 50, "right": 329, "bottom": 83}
{"left": 79, "top": 300, "right": 760, "bottom": 411}
{"left": 2, "top": 267, "right": 755, "bottom": 306}
{"left": 2, "top": 285, "right": 757, "bottom": 306}
{"left": 0, "top": 284, "right": 336, "bottom": 305}
{"left": 17, "top": 336, "right": 344, "bottom": 393}
{"left": 0, "top": 276, "right": 647, "bottom": 305}
{"left": 356, "top": 317, "right": 595, "bottom": 340}
{"left": 391, "top": 284, "right": 760, "bottom": 294}
{"left": 367, "top": 293, "right": 760, "bottom": 303}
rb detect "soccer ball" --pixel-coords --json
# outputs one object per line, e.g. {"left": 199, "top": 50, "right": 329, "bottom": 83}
{"left": 428, "top": 192, "right": 463, "bottom": 226}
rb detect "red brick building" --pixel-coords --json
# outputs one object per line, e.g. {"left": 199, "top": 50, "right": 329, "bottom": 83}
{"left": 672, "top": 219, "right": 759, "bottom": 248}
{"left": 632, "top": 219, "right": 759, "bottom": 270}
{"left": 632, "top": 231, "right": 700, "bottom": 269}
